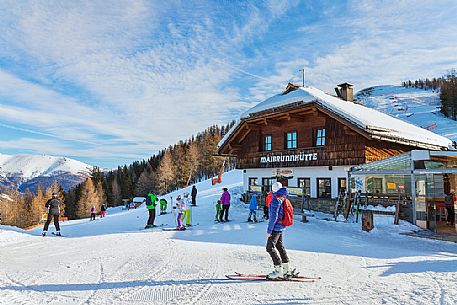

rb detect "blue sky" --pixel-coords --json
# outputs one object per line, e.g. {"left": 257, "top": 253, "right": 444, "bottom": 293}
{"left": 1, "top": 0, "right": 457, "bottom": 168}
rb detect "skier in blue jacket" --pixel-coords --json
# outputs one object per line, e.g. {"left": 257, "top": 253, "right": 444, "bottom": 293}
{"left": 266, "top": 182, "right": 290, "bottom": 279}
{"left": 247, "top": 194, "right": 258, "bottom": 222}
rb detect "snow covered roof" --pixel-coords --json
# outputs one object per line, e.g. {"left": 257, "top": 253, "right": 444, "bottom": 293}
{"left": 218, "top": 86, "right": 453, "bottom": 151}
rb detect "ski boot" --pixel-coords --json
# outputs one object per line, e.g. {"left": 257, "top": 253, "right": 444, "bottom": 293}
{"left": 55, "top": 231, "right": 61, "bottom": 237}
{"left": 281, "top": 263, "right": 295, "bottom": 279}
{"left": 42, "top": 231, "right": 47, "bottom": 237}
{"left": 266, "top": 265, "right": 283, "bottom": 280}
{"left": 247, "top": 218, "right": 252, "bottom": 222}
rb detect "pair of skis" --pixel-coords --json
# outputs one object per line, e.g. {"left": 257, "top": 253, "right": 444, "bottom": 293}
{"left": 225, "top": 272, "right": 320, "bottom": 283}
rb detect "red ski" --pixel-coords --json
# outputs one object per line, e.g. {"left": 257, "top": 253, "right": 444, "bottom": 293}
{"left": 234, "top": 271, "right": 321, "bottom": 280}
{"left": 225, "top": 274, "right": 317, "bottom": 283}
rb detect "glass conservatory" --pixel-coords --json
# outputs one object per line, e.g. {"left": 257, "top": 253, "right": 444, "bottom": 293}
{"left": 350, "top": 150, "right": 457, "bottom": 234}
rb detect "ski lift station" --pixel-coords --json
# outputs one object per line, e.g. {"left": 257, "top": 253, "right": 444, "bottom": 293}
{"left": 217, "top": 83, "right": 456, "bottom": 235}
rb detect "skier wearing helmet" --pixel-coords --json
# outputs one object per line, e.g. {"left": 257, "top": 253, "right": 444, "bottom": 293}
{"left": 42, "top": 192, "right": 62, "bottom": 236}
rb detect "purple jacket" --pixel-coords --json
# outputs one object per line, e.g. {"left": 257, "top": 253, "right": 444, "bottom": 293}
{"left": 221, "top": 191, "right": 231, "bottom": 205}
{"left": 267, "top": 188, "right": 287, "bottom": 234}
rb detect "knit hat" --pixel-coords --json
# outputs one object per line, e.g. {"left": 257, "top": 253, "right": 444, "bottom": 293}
{"left": 272, "top": 182, "right": 282, "bottom": 193}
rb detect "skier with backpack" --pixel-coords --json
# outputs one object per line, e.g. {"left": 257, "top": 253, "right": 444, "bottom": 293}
{"left": 42, "top": 193, "right": 62, "bottom": 237}
{"left": 145, "top": 192, "right": 158, "bottom": 229}
{"left": 266, "top": 182, "right": 294, "bottom": 279}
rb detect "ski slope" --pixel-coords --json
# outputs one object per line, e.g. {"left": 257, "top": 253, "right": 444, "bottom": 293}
{"left": 356, "top": 85, "right": 457, "bottom": 142}
{"left": 1, "top": 170, "right": 457, "bottom": 305}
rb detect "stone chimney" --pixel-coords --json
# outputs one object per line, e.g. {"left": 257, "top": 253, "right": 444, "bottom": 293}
{"left": 335, "top": 82, "right": 353, "bottom": 102}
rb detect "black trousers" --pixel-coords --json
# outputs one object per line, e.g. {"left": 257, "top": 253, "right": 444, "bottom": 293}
{"left": 43, "top": 213, "right": 60, "bottom": 231}
{"left": 192, "top": 196, "right": 197, "bottom": 206}
{"left": 263, "top": 205, "right": 269, "bottom": 219}
{"left": 446, "top": 206, "right": 455, "bottom": 224}
{"left": 147, "top": 209, "right": 156, "bottom": 226}
{"left": 219, "top": 205, "right": 229, "bottom": 221}
{"left": 91, "top": 213, "right": 96, "bottom": 220}
{"left": 266, "top": 231, "right": 289, "bottom": 266}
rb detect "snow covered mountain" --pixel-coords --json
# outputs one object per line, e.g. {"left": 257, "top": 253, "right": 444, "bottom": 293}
{"left": 0, "top": 154, "right": 92, "bottom": 192}
{"left": 356, "top": 85, "right": 457, "bottom": 142}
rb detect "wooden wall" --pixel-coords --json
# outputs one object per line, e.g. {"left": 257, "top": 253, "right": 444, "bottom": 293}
{"left": 232, "top": 108, "right": 415, "bottom": 169}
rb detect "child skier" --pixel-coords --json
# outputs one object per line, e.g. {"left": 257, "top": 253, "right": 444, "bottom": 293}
{"left": 174, "top": 195, "right": 186, "bottom": 230}
{"left": 248, "top": 194, "right": 258, "bottom": 222}
{"left": 181, "top": 193, "right": 191, "bottom": 226}
{"left": 90, "top": 206, "right": 97, "bottom": 221}
{"left": 215, "top": 200, "right": 222, "bottom": 222}
{"left": 159, "top": 198, "right": 168, "bottom": 215}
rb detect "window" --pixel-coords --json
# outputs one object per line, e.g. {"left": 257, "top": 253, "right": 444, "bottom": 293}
{"left": 338, "top": 178, "right": 347, "bottom": 195}
{"left": 262, "top": 177, "right": 276, "bottom": 192}
{"left": 298, "top": 178, "right": 311, "bottom": 196}
{"left": 285, "top": 131, "right": 297, "bottom": 149}
{"left": 367, "top": 177, "right": 383, "bottom": 194}
{"left": 249, "top": 177, "right": 258, "bottom": 186}
{"left": 317, "top": 178, "right": 331, "bottom": 198}
{"left": 315, "top": 128, "right": 326, "bottom": 146}
{"left": 264, "top": 135, "right": 272, "bottom": 151}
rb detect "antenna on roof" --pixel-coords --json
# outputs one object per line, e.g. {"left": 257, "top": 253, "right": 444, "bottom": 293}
{"left": 299, "top": 67, "right": 305, "bottom": 87}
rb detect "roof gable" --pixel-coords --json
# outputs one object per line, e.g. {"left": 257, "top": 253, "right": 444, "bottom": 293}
{"left": 218, "top": 86, "right": 452, "bottom": 153}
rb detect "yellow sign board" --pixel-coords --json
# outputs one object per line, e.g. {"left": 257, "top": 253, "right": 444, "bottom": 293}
{"left": 249, "top": 185, "right": 262, "bottom": 193}
{"left": 287, "top": 187, "right": 304, "bottom": 196}
{"left": 387, "top": 182, "right": 396, "bottom": 189}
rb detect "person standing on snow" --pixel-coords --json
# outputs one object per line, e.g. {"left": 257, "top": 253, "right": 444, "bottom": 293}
{"left": 100, "top": 204, "right": 107, "bottom": 218}
{"left": 90, "top": 206, "right": 97, "bottom": 221}
{"left": 266, "top": 182, "right": 291, "bottom": 279}
{"left": 444, "top": 190, "right": 456, "bottom": 226}
{"left": 173, "top": 195, "right": 186, "bottom": 230}
{"left": 181, "top": 193, "right": 192, "bottom": 226}
{"left": 191, "top": 185, "right": 198, "bottom": 206}
{"left": 145, "top": 192, "right": 158, "bottom": 229}
{"left": 219, "top": 188, "right": 231, "bottom": 222}
{"left": 248, "top": 194, "right": 258, "bottom": 222}
{"left": 159, "top": 198, "right": 168, "bottom": 215}
{"left": 215, "top": 200, "right": 222, "bottom": 222}
{"left": 42, "top": 193, "right": 62, "bottom": 237}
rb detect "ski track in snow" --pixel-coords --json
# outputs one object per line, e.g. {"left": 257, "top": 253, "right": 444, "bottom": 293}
{"left": 1, "top": 170, "right": 457, "bottom": 304}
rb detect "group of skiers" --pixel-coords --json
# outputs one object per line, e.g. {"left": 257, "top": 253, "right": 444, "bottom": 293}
{"left": 144, "top": 185, "right": 198, "bottom": 230}
{"left": 214, "top": 187, "right": 231, "bottom": 222}
{"left": 40, "top": 182, "right": 294, "bottom": 280}
{"left": 41, "top": 193, "right": 107, "bottom": 236}
{"left": 90, "top": 204, "right": 106, "bottom": 220}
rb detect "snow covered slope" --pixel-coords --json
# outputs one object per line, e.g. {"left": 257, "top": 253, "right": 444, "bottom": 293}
{"left": 0, "top": 154, "right": 92, "bottom": 192}
{"left": 1, "top": 169, "right": 457, "bottom": 305}
{"left": 356, "top": 85, "right": 457, "bottom": 142}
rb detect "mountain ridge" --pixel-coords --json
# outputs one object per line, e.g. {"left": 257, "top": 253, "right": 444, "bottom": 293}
{"left": 0, "top": 154, "right": 92, "bottom": 192}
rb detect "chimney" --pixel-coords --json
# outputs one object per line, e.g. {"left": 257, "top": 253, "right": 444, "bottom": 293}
{"left": 335, "top": 82, "right": 353, "bottom": 102}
